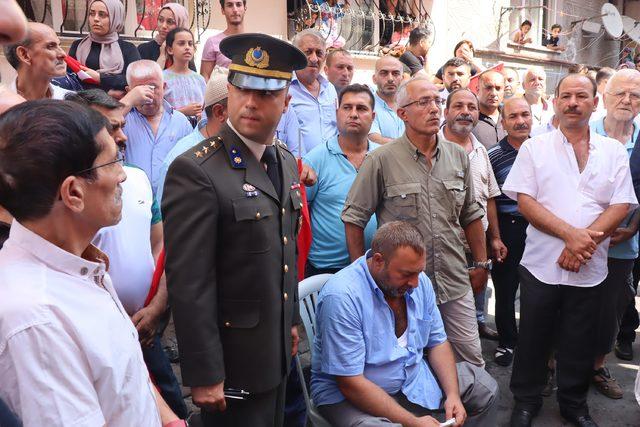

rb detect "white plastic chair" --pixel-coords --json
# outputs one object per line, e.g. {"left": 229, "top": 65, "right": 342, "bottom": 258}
{"left": 296, "top": 273, "right": 333, "bottom": 427}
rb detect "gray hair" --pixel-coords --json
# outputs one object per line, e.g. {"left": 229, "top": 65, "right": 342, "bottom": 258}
{"left": 3, "top": 31, "right": 33, "bottom": 70}
{"left": 604, "top": 68, "right": 640, "bottom": 94}
{"left": 397, "top": 75, "right": 432, "bottom": 107}
{"left": 291, "top": 29, "right": 325, "bottom": 49}
{"left": 371, "top": 221, "right": 426, "bottom": 260}
{"left": 126, "top": 60, "right": 163, "bottom": 85}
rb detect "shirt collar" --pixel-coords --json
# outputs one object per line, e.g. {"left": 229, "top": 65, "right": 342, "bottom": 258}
{"left": 498, "top": 136, "right": 517, "bottom": 152}
{"left": 292, "top": 72, "right": 329, "bottom": 89}
{"left": 10, "top": 75, "right": 56, "bottom": 99}
{"left": 593, "top": 116, "right": 639, "bottom": 148}
{"left": 374, "top": 92, "right": 394, "bottom": 111}
{"left": 226, "top": 119, "right": 274, "bottom": 162}
{"left": 400, "top": 132, "right": 441, "bottom": 162}
{"left": 327, "top": 135, "right": 376, "bottom": 155}
{"left": 478, "top": 111, "right": 499, "bottom": 126}
{"left": 8, "top": 220, "right": 110, "bottom": 279}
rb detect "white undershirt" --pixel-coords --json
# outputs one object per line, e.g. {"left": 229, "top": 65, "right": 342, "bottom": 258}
{"left": 397, "top": 328, "right": 408, "bottom": 348}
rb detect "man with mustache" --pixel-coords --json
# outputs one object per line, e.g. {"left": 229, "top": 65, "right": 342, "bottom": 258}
{"left": 487, "top": 97, "right": 533, "bottom": 367}
{"left": 588, "top": 69, "right": 640, "bottom": 398}
{"left": 289, "top": 29, "right": 339, "bottom": 154}
{"left": 472, "top": 70, "right": 507, "bottom": 150}
{"left": 523, "top": 66, "right": 553, "bottom": 128}
{"left": 442, "top": 89, "right": 501, "bottom": 343}
{"left": 369, "top": 56, "right": 406, "bottom": 144}
{"left": 343, "top": 76, "right": 490, "bottom": 367}
{"left": 505, "top": 74, "right": 637, "bottom": 427}
{"left": 3, "top": 22, "right": 71, "bottom": 100}
{"left": 441, "top": 57, "right": 471, "bottom": 99}
{"left": 200, "top": 0, "right": 246, "bottom": 81}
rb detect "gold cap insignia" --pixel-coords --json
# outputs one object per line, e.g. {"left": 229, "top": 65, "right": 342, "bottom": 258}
{"left": 234, "top": 156, "right": 242, "bottom": 164}
{"left": 245, "top": 46, "right": 270, "bottom": 69}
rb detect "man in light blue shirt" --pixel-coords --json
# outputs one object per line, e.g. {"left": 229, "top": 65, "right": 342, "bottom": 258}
{"left": 369, "top": 56, "right": 405, "bottom": 145}
{"left": 303, "top": 84, "right": 379, "bottom": 276}
{"left": 156, "top": 68, "right": 229, "bottom": 203}
{"left": 588, "top": 69, "right": 640, "bottom": 398}
{"left": 311, "top": 222, "right": 498, "bottom": 427}
{"left": 123, "top": 60, "right": 193, "bottom": 196}
{"left": 289, "top": 29, "right": 338, "bottom": 154}
{"left": 276, "top": 105, "right": 304, "bottom": 157}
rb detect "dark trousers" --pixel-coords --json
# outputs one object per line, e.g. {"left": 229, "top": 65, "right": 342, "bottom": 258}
{"left": 201, "top": 377, "right": 287, "bottom": 427}
{"left": 617, "top": 255, "right": 640, "bottom": 343}
{"left": 304, "top": 261, "right": 342, "bottom": 278}
{"left": 142, "top": 334, "right": 189, "bottom": 419}
{"left": 510, "top": 266, "right": 601, "bottom": 416}
{"left": 491, "top": 214, "right": 528, "bottom": 348}
{"left": 284, "top": 358, "right": 306, "bottom": 427}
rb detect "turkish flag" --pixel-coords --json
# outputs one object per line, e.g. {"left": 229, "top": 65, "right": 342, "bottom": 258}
{"left": 64, "top": 56, "right": 100, "bottom": 85}
{"left": 297, "top": 158, "right": 312, "bottom": 281}
{"left": 144, "top": 249, "right": 165, "bottom": 307}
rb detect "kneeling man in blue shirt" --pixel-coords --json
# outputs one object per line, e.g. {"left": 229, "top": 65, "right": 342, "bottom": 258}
{"left": 311, "top": 221, "right": 498, "bottom": 426}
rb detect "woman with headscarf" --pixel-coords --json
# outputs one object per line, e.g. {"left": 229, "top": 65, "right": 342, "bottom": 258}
{"left": 138, "top": 2, "right": 195, "bottom": 71}
{"left": 69, "top": 0, "right": 141, "bottom": 92}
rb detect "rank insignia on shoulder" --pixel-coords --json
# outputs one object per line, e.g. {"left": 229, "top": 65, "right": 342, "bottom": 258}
{"left": 202, "top": 146, "right": 209, "bottom": 154}
{"left": 195, "top": 150, "right": 203, "bottom": 158}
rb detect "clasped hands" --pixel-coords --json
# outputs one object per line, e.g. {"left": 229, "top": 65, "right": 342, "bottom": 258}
{"left": 557, "top": 227, "right": 604, "bottom": 273}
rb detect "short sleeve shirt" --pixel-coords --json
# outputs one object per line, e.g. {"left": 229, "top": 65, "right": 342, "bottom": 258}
{"left": 369, "top": 91, "right": 405, "bottom": 140}
{"left": 201, "top": 32, "right": 232, "bottom": 68}
{"left": 503, "top": 129, "right": 638, "bottom": 286}
{"left": 311, "top": 252, "right": 447, "bottom": 408}
{"left": 342, "top": 133, "right": 484, "bottom": 303}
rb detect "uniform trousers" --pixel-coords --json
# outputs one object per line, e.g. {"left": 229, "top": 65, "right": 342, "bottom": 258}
{"left": 617, "top": 255, "right": 640, "bottom": 344}
{"left": 317, "top": 362, "right": 498, "bottom": 427}
{"left": 437, "top": 290, "right": 485, "bottom": 368}
{"left": 200, "top": 376, "right": 287, "bottom": 427}
{"left": 490, "top": 213, "right": 528, "bottom": 349}
{"left": 510, "top": 266, "right": 601, "bottom": 416}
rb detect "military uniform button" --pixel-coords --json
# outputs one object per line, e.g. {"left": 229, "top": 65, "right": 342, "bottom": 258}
{"left": 284, "top": 264, "right": 289, "bottom": 273}
{"left": 256, "top": 212, "right": 261, "bottom": 219}
{"left": 80, "top": 267, "right": 88, "bottom": 275}
{"left": 224, "top": 321, "right": 231, "bottom": 327}
{"left": 281, "top": 208, "right": 286, "bottom": 215}
{"left": 283, "top": 236, "right": 288, "bottom": 245}
{"left": 284, "top": 292, "right": 289, "bottom": 301}
{"left": 299, "top": 202, "right": 303, "bottom": 208}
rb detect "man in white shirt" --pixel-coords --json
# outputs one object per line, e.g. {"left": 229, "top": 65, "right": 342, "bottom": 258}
{"left": 2, "top": 22, "right": 71, "bottom": 100}
{"left": 504, "top": 74, "right": 637, "bottom": 427}
{"left": 0, "top": 100, "right": 181, "bottom": 426}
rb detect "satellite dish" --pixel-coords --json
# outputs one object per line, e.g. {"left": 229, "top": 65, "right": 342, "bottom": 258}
{"left": 623, "top": 15, "right": 640, "bottom": 44}
{"left": 601, "top": 3, "right": 623, "bottom": 38}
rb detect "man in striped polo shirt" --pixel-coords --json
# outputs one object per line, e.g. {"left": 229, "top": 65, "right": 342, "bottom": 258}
{"left": 487, "top": 97, "right": 533, "bottom": 367}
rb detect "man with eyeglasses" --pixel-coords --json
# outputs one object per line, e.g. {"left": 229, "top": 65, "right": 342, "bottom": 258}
{"left": 588, "top": 69, "right": 640, "bottom": 399}
{"left": 343, "top": 76, "right": 490, "bottom": 367}
{"left": 0, "top": 100, "right": 183, "bottom": 426}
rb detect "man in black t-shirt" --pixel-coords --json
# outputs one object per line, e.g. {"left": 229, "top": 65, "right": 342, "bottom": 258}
{"left": 399, "top": 27, "right": 430, "bottom": 76}
{"left": 542, "top": 24, "right": 565, "bottom": 52}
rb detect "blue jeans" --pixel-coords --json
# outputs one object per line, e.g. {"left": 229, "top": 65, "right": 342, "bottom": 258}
{"left": 474, "top": 289, "right": 486, "bottom": 323}
{"left": 142, "top": 334, "right": 188, "bottom": 419}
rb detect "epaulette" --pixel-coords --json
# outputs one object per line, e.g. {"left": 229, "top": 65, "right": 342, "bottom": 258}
{"left": 193, "top": 135, "right": 223, "bottom": 163}
{"left": 276, "top": 138, "right": 291, "bottom": 152}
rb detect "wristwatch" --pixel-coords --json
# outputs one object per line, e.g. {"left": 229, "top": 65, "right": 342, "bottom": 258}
{"left": 472, "top": 260, "right": 493, "bottom": 271}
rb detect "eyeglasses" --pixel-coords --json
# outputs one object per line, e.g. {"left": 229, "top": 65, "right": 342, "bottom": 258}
{"left": 75, "top": 148, "right": 125, "bottom": 176}
{"left": 401, "top": 96, "right": 446, "bottom": 109}
{"left": 607, "top": 91, "right": 640, "bottom": 102}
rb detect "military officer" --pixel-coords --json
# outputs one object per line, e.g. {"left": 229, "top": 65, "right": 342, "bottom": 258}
{"left": 161, "top": 33, "right": 309, "bottom": 426}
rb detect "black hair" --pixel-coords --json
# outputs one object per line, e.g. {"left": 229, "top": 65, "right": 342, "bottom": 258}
{"left": 453, "top": 39, "right": 474, "bottom": 57}
{"left": 521, "top": 20, "right": 532, "bottom": 28}
{"left": 65, "top": 89, "right": 124, "bottom": 110}
{"left": 408, "top": 27, "right": 430, "bottom": 46}
{"left": 443, "top": 57, "right": 471, "bottom": 72}
{"left": 446, "top": 88, "right": 478, "bottom": 109}
{"left": 551, "top": 24, "right": 562, "bottom": 31}
{"left": 165, "top": 27, "right": 194, "bottom": 60}
{"left": 338, "top": 83, "right": 375, "bottom": 109}
{"left": 554, "top": 73, "right": 597, "bottom": 98}
{"left": 3, "top": 32, "right": 33, "bottom": 70}
{"left": 0, "top": 100, "right": 108, "bottom": 221}
{"left": 595, "top": 67, "right": 615, "bottom": 85}
{"left": 219, "top": 0, "right": 246, "bottom": 7}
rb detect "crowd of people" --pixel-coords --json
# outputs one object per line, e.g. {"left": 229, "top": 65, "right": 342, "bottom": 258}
{"left": 1, "top": 1, "right": 640, "bottom": 427}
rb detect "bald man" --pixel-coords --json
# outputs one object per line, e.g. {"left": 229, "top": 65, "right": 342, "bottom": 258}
{"left": 344, "top": 77, "right": 490, "bottom": 367}
{"left": 2, "top": 22, "right": 71, "bottom": 101}
{"left": 487, "top": 97, "right": 533, "bottom": 367}
{"left": 589, "top": 69, "right": 640, "bottom": 397}
{"left": 472, "top": 71, "right": 506, "bottom": 149}
{"left": 369, "top": 56, "right": 406, "bottom": 144}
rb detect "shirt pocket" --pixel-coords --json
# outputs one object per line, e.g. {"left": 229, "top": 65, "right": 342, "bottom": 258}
{"left": 412, "top": 316, "right": 433, "bottom": 351}
{"left": 219, "top": 299, "right": 261, "bottom": 329}
{"left": 232, "top": 196, "right": 274, "bottom": 254}
{"left": 384, "top": 183, "right": 420, "bottom": 221}
{"left": 582, "top": 172, "right": 616, "bottom": 206}
{"left": 442, "top": 179, "right": 467, "bottom": 218}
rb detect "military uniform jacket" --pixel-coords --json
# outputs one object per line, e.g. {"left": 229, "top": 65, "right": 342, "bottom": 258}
{"left": 162, "top": 123, "right": 302, "bottom": 393}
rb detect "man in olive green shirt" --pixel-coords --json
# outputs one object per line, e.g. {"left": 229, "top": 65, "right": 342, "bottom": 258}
{"left": 342, "top": 76, "right": 489, "bottom": 367}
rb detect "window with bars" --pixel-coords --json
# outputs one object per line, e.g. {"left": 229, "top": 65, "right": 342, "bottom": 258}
{"left": 16, "top": 0, "right": 212, "bottom": 42}
{"left": 287, "top": 0, "right": 433, "bottom": 54}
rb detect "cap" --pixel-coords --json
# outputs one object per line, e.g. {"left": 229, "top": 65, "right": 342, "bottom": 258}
{"left": 204, "top": 67, "right": 229, "bottom": 107}
{"left": 220, "top": 33, "right": 308, "bottom": 91}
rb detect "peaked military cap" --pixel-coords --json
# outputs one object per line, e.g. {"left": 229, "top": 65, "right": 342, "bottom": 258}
{"left": 220, "top": 33, "right": 308, "bottom": 91}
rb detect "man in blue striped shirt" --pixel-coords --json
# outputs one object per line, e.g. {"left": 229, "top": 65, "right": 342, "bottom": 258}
{"left": 487, "top": 97, "right": 533, "bottom": 367}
